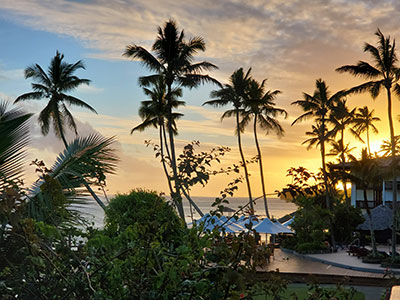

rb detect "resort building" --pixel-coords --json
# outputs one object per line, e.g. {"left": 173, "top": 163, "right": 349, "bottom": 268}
{"left": 331, "top": 156, "right": 400, "bottom": 209}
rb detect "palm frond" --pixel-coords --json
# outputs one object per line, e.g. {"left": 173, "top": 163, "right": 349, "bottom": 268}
{"left": 14, "top": 91, "right": 44, "bottom": 103}
{"left": 336, "top": 61, "right": 380, "bottom": 79}
{"left": 61, "top": 94, "right": 97, "bottom": 114}
{"left": 30, "top": 134, "right": 118, "bottom": 209}
{"left": 0, "top": 102, "right": 32, "bottom": 188}
{"left": 124, "top": 45, "right": 163, "bottom": 72}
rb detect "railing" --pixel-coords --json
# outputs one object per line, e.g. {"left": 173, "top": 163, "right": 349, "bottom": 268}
{"left": 355, "top": 200, "right": 376, "bottom": 209}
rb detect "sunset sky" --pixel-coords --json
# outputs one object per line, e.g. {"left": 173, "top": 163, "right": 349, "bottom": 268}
{"left": 1, "top": 0, "right": 400, "bottom": 198}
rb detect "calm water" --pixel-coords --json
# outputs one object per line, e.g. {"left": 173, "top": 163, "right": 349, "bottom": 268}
{"left": 79, "top": 195, "right": 297, "bottom": 228}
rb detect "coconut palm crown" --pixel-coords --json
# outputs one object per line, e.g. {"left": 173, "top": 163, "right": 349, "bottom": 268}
{"left": 15, "top": 51, "right": 97, "bottom": 148}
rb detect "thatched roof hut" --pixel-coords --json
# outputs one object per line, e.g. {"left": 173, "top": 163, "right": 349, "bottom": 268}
{"left": 357, "top": 205, "right": 392, "bottom": 231}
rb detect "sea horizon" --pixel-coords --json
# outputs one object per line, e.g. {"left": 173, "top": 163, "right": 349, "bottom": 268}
{"left": 78, "top": 195, "right": 297, "bottom": 227}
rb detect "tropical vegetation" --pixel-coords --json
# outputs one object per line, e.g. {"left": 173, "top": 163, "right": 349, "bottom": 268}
{"left": 4, "top": 19, "right": 400, "bottom": 298}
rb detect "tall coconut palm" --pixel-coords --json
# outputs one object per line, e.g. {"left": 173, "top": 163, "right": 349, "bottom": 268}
{"left": 292, "top": 79, "right": 344, "bottom": 246}
{"left": 204, "top": 68, "right": 255, "bottom": 212}
{"left": 15, "top": 51, "right": 97, "bottom": 148}
{"left": 352, "top": 106, "right": 380, "bottom": 156}
{"left": 336, "top": 29, "right": 400, "bottom": 259}
{"left": 240, "top": 79, "right": 287, "bottom": 218}
{"left": 124, "top": 19, "right": 219, "bottom": 219}
{"left": 328, "top": 99, "right": 356, "bottom": 205}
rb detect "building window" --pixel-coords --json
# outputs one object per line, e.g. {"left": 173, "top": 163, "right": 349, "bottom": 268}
{"left": 384, "top": 181, "right": 400, "bottom": 190}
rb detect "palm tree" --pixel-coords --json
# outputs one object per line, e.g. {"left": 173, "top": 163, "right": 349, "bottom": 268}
{"left": 292, "top": 79, "right": 344, "bottom": 246}
{"left": 15, "top": 51, "right": 97, "bottom": 148}
{"left": 240, "top": 79, "right": 287, "bottom": 218}
{"left": 124, "top": 19, "right": 219, "bottom": 219}
{"left": 336, "top": 29, "right": 400, "bottom": 259}
{"left": 352, "top": 106, "right": 380, "bottom": 157}
{"left": 204, "top": 68, "right": 255, "bottom": 212}
{"left": 328, "top": 99, "right": 356, "bottom": 205}
{"left": 348, "top": 149, "right": 380, "bottom": 257}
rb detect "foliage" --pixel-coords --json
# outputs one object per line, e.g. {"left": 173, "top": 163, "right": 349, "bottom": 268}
{"left": 332, "top": 203, "right": 364, "bottom": 245}
{"left": 289, "top": 196, "right": 331, "bottom": 253}
{"left": 279, "top": 167, "right": 363, "bottom": 251}
{"left": 2, "top": 187, "right": 288, "bottom": 299}
{"left": 277, "top": 167, "right": 325, "bottom": 201}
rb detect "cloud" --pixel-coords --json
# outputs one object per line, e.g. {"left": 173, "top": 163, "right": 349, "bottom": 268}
{"left": 77, "top": 84, "right": 104, "bottom": 94}
{"left": 4, "top": 0, "right": 400, "bottom": 196}
{"left": 0, "top": 67, "right": 24, "bottom": 81}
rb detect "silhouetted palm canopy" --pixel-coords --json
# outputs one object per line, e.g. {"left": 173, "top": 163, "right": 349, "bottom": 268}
{"left": 380, "top": 136, "right": 400, "bottom": 157}
{"left": 124, "top": 19, "right": 220, "bottom": 90}
{"left": 302, "top": 124, "right": 333, "bottom": 150}
{"left": 131, "top": 78, "right": 184, "bottom": 135}
{"left": 205, "top": 68, "right": 252, "bottom": 132}
{"left": 336, "top": 29, "right": 400, "bottom": 99}
{"left": 240, "top": 79, "right": 287, "bottom": 135}
{"left": 352, "top": 106, "right": 380, "bottom": 156}
{"left": 15, "top": 51, "right": 96, "bottom": 147}
{"left": 292, "top": 79, "right": 344, "bottom": 126}
{"left": 328, "top": 99, "right": 356, "bottom": 140}
{"left": 328, "top": 140, "right": 355, "bottom": 162}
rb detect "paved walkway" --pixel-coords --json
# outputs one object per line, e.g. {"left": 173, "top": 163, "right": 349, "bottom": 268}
{"left": 260, "top": 248, "right": 384, "bottom": 278}
{"left": 306, "top": 248, "right": 395, "bottom": 274}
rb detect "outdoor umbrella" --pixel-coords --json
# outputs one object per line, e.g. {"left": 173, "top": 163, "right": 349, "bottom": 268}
{"left": 253, "top": 218, "right": 282, "bottom": 234}
{"left": 273, "top": 221, "right": 293, "bottom": 234}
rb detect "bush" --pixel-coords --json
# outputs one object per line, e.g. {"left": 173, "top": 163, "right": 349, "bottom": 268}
{"left": 332, "top": 203, "right": 364, "bottom": 245}
{"left": 296, "top": 242, "right": 328, "bottom": 254}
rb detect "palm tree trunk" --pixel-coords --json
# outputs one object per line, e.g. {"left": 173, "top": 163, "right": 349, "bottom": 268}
{"left": 253, "top": 115, "right": 270, "bottom": 218}
{"left": 166, "top": 84, "right": 185, "bottom": 220}
{"left": 181, "top": 183, "right": 204, "bottom": 217}
{"left": 162, "top": 115, "right": 203, "bottom": 218}
{"left": 366, "top": 128, "right": 371, "bottom": 157}
{"left": 162, "top": 124, "right": 171, "bottom": 160}
{"left": 340, "top": 130, "right": 350, "bottom": 206}
{"left": 387, "top": 88, "right": 398, "bottom": 261}
{"left": 54, "top": 111, "right": 68, "bottom": 148}
{"left": 321, "top": 125, "right": 336, "bottom": 247}
{"left": 363, "top": 188, "right": 378, "bottom": 257}
{"left": 159, "top": 124, "right": 174, "bottom": 196}
{"left": 236, "top": 109, "right": 254, "bottom": 213}
{"left": 83, "top": 181, "right": 106, "bottom": 210}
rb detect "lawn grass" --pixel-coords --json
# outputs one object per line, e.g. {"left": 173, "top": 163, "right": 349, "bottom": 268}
{"left": 253, "top": 285, "right": 365, "bottom": 300}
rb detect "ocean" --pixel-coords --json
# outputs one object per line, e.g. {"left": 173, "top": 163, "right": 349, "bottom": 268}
{"left": 78, "top": 195, "right": 297, "bottom": 228}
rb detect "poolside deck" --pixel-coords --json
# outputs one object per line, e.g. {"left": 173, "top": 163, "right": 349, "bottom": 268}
{"left": 259, "top": 248, "right": 386, "bottom": 278}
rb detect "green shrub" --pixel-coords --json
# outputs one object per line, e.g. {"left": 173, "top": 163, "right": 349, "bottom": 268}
{"left": 296, "top": 242, "right": 327, "bottom": 253}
